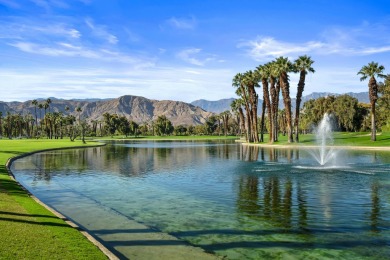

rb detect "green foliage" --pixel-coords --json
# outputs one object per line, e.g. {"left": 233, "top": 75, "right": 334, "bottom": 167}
{"left": 301, "top": 95, "right": 369, "bottom": 132}
{"left": 205, "top": 115, "right": 218, "bottom": 134}
{"left": 154, "top": 115, "right": 174, "bottom": 136}
{"left": 174, "top": 125, "right": 187, "bottom": 136}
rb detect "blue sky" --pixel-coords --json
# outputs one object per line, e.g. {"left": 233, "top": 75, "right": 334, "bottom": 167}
{"left": 1, "top": 0, "right": 390, "bottom": 102}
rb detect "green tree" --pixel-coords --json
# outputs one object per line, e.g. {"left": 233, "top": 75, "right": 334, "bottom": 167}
{"left": 31, "top": 99, "right": 38, "bottom": 137}
{"left": 230, "top": 99, "right": 245, "bottom": 136}
{"left": 154, "top": 115, "right": 174, "bottom": 136}
{"left": 220, "top": 110, "right": 231, "bottom": 136}
{"left": 357, "top": 62, "right": 385, "bottom": 141}
{"left": 117, "top": 116, "right": 131, "bottom": 137}
{"left": 378, "top": 75, "right": 390, "bottom": 131}
{"left": 256, "top": 64, "right": 273, "bottom": 142}
{"left": 293, "top": 55, "right": 315, "bottom": 142}
{"left": 103, "top": 113, "right": 119, "bottom": 136}
{"left": 233, "top": 73, "right": 252, "bottom": 142}
{"left": 129, "top": 121, "right": 139, "bottom": 137}
{"left": 275, "top": 56, "right": 294, "bottom": 143}
{"left": 243, "top": 70, "right": 260, "bottom": 142}
{"left": 174, "top": 125, "right": 187, "bottom": 136}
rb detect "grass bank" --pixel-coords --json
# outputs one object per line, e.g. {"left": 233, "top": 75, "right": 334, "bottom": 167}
{"left": 0, "top": 139, "right": 108, "bottom": 259}
{"left": 258, "top": 132, "right": 390, "bottom": 147}
{"left": 96, "top": 135, "right": 240, "bottom": 141}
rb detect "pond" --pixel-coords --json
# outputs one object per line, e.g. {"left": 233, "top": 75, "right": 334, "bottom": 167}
{"left": 11, "top": 141, "right": 390, "bottom": 259}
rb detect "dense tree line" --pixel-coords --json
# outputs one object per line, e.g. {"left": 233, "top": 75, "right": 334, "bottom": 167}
{"left": 231, "top": 57, "right": 388, "bottom": 142}
{"left": 232, "top": 55, "right": 315, "bottom": 143}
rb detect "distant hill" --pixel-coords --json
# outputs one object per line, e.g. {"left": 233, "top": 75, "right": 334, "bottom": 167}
{"left": 191, "top": 98, "right": 236, "bottom": 113}
{"left": 0, "top": 95, "right": 213, "bottom": 126}
{"left": 192, "top": 92, "right": 370, "bottom": 114}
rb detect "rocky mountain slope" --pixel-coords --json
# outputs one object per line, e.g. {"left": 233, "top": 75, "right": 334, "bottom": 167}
{"left": 0, "top": 95, "right": 213, "bottom": 126}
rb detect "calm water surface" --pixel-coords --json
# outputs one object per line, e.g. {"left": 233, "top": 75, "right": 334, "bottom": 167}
{"left": 11, "top": 141, "right": 390, "bottom": 259}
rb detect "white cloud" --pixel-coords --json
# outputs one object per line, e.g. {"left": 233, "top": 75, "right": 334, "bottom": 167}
{"left": 0, "top": 20, "right": 81, "bottom": 40}
{"left": 8, "top": 41, "right": 155, "bottom": 66}
{"left": 166, "top": 16, "right": 197, "bottom": 29}
{"left": 241, "top": 22, "right": 390, "bottom": 61}
{"left": 239, "top": 37, "right": 324, "bottom": 61}
{"left": 177, "top": 48, "right": 219, "bottom": 66}
{"left": 85, "top": 18, "right": 118, "bottom": 44}
{"left": 177, "top": 48, "right": 204, "bottom": 66}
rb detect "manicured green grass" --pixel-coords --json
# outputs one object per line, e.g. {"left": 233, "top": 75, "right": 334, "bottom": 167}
{"left": 0, "top": 139, "right": 107, "bottom": 259}
{"left": 261, "top": 132, "right": 390, "bottom": 147}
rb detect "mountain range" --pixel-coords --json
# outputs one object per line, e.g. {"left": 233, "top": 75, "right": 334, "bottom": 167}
{"left": 0, "top": 95, "right": 212, "bottom": 126}
{"left": 0, "top": 92, "right": 370, "bottom": 126}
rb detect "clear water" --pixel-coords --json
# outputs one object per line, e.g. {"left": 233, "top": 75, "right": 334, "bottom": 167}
{"left": 11, "top": 141, "right": 390, "bottom": 259}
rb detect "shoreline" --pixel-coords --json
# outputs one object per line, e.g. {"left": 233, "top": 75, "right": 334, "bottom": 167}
{"left": 240, "top": 142, "right": 390, "bottom": 151}
{"left": 5, "top": 142, "right": 219, "bottom": 260}
{"left": 4, "top": 143, "right": 118, "bottom": 260}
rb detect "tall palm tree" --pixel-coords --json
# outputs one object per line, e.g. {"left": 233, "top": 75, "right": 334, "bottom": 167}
{"left": 256, "top": 64, "right": 272, "bottom": 143}
{"left": 294, "top": 55, "right": 315, "bottom": 142}
{"left": 31, "top": 99, "right": 38, "bottom": 136}
{"left": 231, "top": 98, "right": 246, "bottom": 136}
{"left": 38, "top": 103, "right": 44, "bottom": 133}
{"left": 243, "top": 70, "right": 260, "bottom": 143}
{"left": 233, "top": 73, "right": 252, "bottom": 142}
{"left": 275, "top": 56, "right": 294, "bottom": 143}
{"left": 269, "top": 61, "right": 281, "bottom": 142}
{"left": 357, "top": 62, "right": 385, "bottom": 141}
{"left": 75, "top": 106, "right": 85, "bottom": 143}
{"left": 46, "top": 98, "right": 52, "bottom": 113}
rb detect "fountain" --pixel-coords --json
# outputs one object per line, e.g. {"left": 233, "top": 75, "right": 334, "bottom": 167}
{"left": 310, "top": 113, "right": 339, "bottom": 166}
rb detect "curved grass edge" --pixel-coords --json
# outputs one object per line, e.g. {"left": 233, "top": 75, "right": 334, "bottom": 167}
{"left": 238, "top": 132, "right": 390, "bottom": 150}
{"left": 0, "top": 140, "right": 119, "bottom": 260}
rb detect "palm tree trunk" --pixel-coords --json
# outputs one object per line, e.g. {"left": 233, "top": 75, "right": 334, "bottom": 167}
{"left": 246, "top": 109, "right": 252, "bottom": 142}
{"left": 371, "top": 102, "right": 376, "bottom": 141}
{"left": 369, "top": 76, "right": 378, "bottom": 141}
{"left": 238, "top": 107, "right": 245, "bottom": 137}
{"left": 252, "top": 94, "right": 259, "bottom": 142}
{"left": 262, "top": 79, "right": 272, "bottom": 143}
{"left": 274, "top": 81, "right": 281, "bottom": 142}
{"left": 260, "top": 101, "right": 265, "bottom": 142}
{"left": 281, "top": 72, "right": 293, "bottom": 143}
{"left": 295, "top": 71, "right": 306, "bottom": 142}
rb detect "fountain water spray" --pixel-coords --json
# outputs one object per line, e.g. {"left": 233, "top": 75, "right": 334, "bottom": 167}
{"left": 311, "top": 113, "right": 338, "bottom": 166}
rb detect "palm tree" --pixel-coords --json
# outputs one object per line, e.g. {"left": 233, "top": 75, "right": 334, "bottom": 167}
{"left": 275, "top": 56, "right": 294, "bottom": 143}
{"left": 231, "top": 98, "right": 246, "bottom": 136}
{"left": 256, "top": 64, "right": 273, "bottom": 143}
{"left": 358, "top": 62, "right": 385, "bottom": 141}
{"left": 46, "top": 98, "right": 52, "bottom": 113}
{"left": 243, "top": 70, "right": 260, "bottom": 142}
{"left": 294, "top": 55, "right": 315, "bottom": 142}
{"left": 31, "top": 99, "right": 38, "bottom": 136}
{"left": 75, "top": 106, "right": 85, "bottom": 143}
{"left": 269, "top": 61, "right": 281, "bottom": 142}
{"left": 233, "top": 73, "right": 252, "bottom": 142}
{"left": 38, "top": 103, "right": 44, "bottom": 134}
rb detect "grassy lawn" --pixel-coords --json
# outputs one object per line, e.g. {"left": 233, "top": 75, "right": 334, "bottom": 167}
{"left": 0, "top": 139, "right": 107, "bottom": 259}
